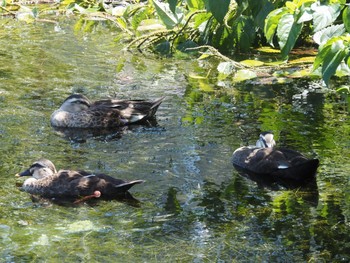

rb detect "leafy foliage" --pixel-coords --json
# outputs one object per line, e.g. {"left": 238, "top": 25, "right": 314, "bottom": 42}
{"left": 264, "top": 0, "right": 350, "bottom": 85}
{"left": 1, "top": 0, "right": 350, "bottom": 86}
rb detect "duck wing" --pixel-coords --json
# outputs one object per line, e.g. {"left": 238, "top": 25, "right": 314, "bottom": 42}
{"left": 68, "top": 173, "right": 144, "bottom": 198}
{"left": 92, "top": 97, "right": 165, "bottom": 123}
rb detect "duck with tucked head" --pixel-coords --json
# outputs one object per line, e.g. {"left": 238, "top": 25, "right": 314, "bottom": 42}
{"left": 50, "top": 94, "right": 165, "bottom": 128}
{"left": 232, "top": 132, "right": 319, "bottom": 183}
{"left": 16, "top": 159, "right": 144, "bottom": 203}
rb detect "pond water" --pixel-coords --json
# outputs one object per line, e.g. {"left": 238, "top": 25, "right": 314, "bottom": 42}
{"left": 0, "top": 17, "right": 349, "bottom": 262}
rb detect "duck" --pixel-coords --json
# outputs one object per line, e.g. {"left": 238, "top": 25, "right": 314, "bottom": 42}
{"left": 16, "top": 159, "right": 144, "bottom": 203}
{"left": 232, "top": 132, "right": 319, "bottom": 183}
{"left": 50, "top": 94, "right": 165, "bottom": 128}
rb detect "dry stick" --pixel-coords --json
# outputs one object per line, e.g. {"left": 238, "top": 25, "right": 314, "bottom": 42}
{"left": 0, "top": 6, "right": 17, "bottom": 17}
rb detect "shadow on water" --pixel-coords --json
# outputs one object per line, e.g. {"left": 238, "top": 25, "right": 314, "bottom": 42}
{"left": 25, "top": 191, "right": 142, "bottom": 208}
{"left": 232, "top": 165, "right": 319, "bottom": 206}
{"left": 52, "top": 117, "right": 163, "bottom": 143}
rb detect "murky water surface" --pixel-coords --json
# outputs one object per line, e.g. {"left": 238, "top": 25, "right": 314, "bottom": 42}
{"left": 0, "top": 18, "right": 349, "bottom": 262}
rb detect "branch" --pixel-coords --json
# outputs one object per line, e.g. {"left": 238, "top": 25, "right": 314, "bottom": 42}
{"left": 185, "top": 45, "right": 246, "bottom": 68}
{"left": 0, "top": 5, "right": 17, "bottom": 17}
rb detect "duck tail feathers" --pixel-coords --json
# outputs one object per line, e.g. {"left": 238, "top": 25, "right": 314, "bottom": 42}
{"left": 148, "top": 97, "right": 165, "bottom": 117}
{"left": 114, "top": 180, "right": 145, "bottom": 191}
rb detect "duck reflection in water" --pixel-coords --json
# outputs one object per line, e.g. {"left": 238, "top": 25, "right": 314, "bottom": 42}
{"left": 232, "top": 132, "right": 319, "bottom": 204}
{"left": 16, "top": 159, "right": 144, "bottom": 206}
{"left": 52, "top": 117, "right": 162, "bottom": 143}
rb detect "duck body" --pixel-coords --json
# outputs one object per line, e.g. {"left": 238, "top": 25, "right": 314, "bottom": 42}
{"left": 232, "top": 132, "right": 319, "bottom": 183}
{"left": 51, "top": 94, "right": 165, "bottom": 128}
{"left": 16, "top": 159, "right": 144, "bottom": 200}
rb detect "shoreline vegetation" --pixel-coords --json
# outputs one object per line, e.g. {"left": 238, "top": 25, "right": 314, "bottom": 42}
{"left": 1, "top": 0, "right": 350, "bottom": 91}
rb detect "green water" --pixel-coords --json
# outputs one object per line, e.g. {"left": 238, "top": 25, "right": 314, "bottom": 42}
{"left": 0, "top": 17, "right": 350, "bottom": 262}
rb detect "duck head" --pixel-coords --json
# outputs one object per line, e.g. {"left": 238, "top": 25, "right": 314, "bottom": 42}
{"left": 256, "top": 132, "right": 276, "bottom": 148}
{"left": 59, "top": 94, "right": 91, "bottom": 113}
{"left": 16, "top": 159, "right": 57, "bottom": 179}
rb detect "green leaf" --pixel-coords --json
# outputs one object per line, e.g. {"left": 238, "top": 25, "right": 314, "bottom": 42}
{"left": 336, "top": 85, "right": 350, "bottom": 94}
{"left": 235, "top": 16, "right": 255, "bottom": 52}
{"left": 321, "top": 40, "right": 347, "bottom": 85}
{"left": 137, "top": 19, "right": 166, "bottom": 31}
{"left": 217, "top": 61, "right": 235, "bottom": 75}
{"left": 297, "top": 6, "right": 313, "bottom": 23}
{"left": 335, "top": 61, "right": 350, "bottom": 77}
{"left": 167, "top": 0, "right": 178, "bottom": 14}
{"left": 240, "top": 60, "right": 264, "bottom": 67}
{"left": 234, "top": 69, "right": 257, "bottom": 82}
{"left": 343, "top": 6, "right": 350, "bottom": 33}
{"left": 312, "top": 3, "right": 341, "bottom": 32}
{"left": 186, "top": 0, "right": 205, "bottom": 10}
{"left": 264, "top": 8, "right": 288, "bottom": 46}
{"left": 313, "top": 24, "right": 345, "bottom": 46}
{"left": 198, "top": 80, "right": 214, "bottom": 92}
{"left": 313, "top": 43, "right": 331, "bottom": 70}
{"left": 193, "top": 12, "right": 212, "bottom": 29}
{"left": 177, "top": 40, "right": 198, "bottom": 53}
{"left": 277, "top": 13, "right": 303, "bottom": 59}
{"left": 153, "top": 0, "right": 183, "bottom": 29}
{"left": 254, "top": 0, "right": 274, "bottom": 29}
{"left": 208, "top": 0, "right": 230, "bottom": 23}
{"left": 154, "top": 41, "right": 171, "bottom": 55}
{"left": 130, "top": 7, "right": 150, "bottom": 30}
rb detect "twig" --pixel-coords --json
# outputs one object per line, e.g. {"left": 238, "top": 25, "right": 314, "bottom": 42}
{"left": 185, "top": 45, "right": 245, "bottom": 68}
{"left": 0, "top": 5, "right": 17, "bottom": 17}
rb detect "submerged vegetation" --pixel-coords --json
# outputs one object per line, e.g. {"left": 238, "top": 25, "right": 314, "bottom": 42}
{"left": 1, "top": 0, "right": 350, "bottom": 87}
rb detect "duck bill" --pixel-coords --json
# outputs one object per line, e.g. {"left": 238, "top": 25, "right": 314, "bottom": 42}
{"left": 15, "top": 169, "right": 32, "bottom": 177}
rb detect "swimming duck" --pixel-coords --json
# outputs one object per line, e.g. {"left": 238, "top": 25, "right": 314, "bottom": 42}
{"left": 16, "top": 159, "right": 144, "bottom": 202}
{"left": 50, "top": 94, "right": 165, "bottom": 128}
{"left": 232, "top": 132, "right": 319, "bottom": 182}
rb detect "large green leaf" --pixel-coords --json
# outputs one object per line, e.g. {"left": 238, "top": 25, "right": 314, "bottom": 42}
{"left": 343, "top": 6, "right": 350, "bottom": 33}
{"left": 193, "top": 12, "right": 212, "bottom": 29}
{"left": 313, "top": 24, "right": 346, "bottom": 46}
{"left": 254, "top": 0, "right": 274, "bottom": 29}
{"left": 264, "top": 8, "right": 288, "bottom": 46}
{"left": 208, "top": 0, "right": 230, "bottom": 23}
{"left": 277, "top": 13, "right": 303, "bottom": 59}
{"left": 321, "top": 40, "right": 347, "bottom": 85}
{"left": 153, "top": 0, "right": 183, "bottom": 29}
{"left": 313, "top": 43, "right": 331, "bottom": 70}
{"left": 297, "top": 5, "right": 313, "bottom": 23}
{"left": 235, "top": 16, "right": 255, "bottom": 52}
{"left": 167, "top": 0, "right": 178, "bottom": 14}
{"left": 312, "top": 3, "right": 341, "bottom": 32}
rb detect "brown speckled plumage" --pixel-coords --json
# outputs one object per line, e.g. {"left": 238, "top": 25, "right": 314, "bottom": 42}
{"left": 16, "top": 159, "right": 144, "bottom": 199}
